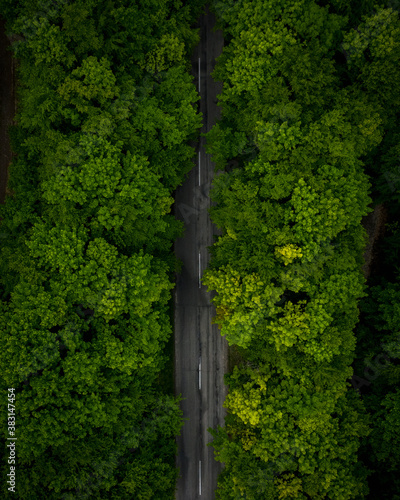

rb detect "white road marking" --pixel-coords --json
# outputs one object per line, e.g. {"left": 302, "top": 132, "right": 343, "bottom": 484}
{"left": 198, "top": 252, "right": 201, "bottom": 288}
{"left": 199, "top": 460, "right": 202, "bottom": 495}
{"left": 198, "top": 57, "right": 201, "bottom": 93}
{"left": 198, "top": 151, "right": 201, "bottom": 186}
{"left": 199, "top": 356, "right": 202, "bottom": 390}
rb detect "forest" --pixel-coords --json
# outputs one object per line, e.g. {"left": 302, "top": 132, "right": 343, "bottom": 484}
{"left": 0, "top": 0, "right": 205, "bottom": 498}
{"left": 0, "top": 0, "right": 399, "bottom": 499}
{"left": 204, "top": 0, "right": 400, "bottom": 498}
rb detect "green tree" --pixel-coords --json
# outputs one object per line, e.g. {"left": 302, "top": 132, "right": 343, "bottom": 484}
{"left": 210, "top": 363, "right": 370, "bottom": 499}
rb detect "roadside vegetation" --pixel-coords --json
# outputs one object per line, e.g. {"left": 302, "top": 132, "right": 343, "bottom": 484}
{"left": 0, "top": 0, "right": 205, "bottom": 498}
{"left": 205, "top": 1, "right": 400, "bottom": 498}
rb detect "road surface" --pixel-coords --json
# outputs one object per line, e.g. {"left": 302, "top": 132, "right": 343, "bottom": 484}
{"left": 174, "top": 5, "right": 227, "bottom": 500}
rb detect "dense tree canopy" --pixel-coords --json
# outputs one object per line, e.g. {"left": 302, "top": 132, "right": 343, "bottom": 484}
{"left": 205, "top": 0, "right": 400, "bottom": 498}
{"left": 211, "top": 363, "right": 370, "bottom": 500}
{"left": 0, "top": 0, "right": 206, "bottom": 497}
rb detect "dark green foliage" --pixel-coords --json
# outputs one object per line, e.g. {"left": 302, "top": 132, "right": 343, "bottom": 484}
{"left": 206, "top": 0, "right": 400, "bottom": 497}
{"left": 354, "top": 279, "right": 400, "bottom": 499}
{"left": 210, "top": 363, "right": 370, "bottom": 500}
{"left": 0, "top": 0, "right": 202, "bottom": 497}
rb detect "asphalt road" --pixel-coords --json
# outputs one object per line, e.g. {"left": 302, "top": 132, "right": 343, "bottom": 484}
{"left": 174, "top": 5, "right": 227, "bottom": 500}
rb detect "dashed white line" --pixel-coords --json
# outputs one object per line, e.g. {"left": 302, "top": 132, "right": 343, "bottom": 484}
{"left": 198, "top": 252, "right": 201, "bottom": 288}
{"left": 199, "top": 460, "right": 202, "bottom": 496}
{"left": 199, "top": 356, "right": 202, "bottom": 390}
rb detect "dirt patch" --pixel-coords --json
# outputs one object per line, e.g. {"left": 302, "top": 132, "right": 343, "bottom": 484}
{"left": 0, "top": 16, "right": 16, "bottom": 204}
{"left": 361, "top": 203, "right": 388, "bottom": 279}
